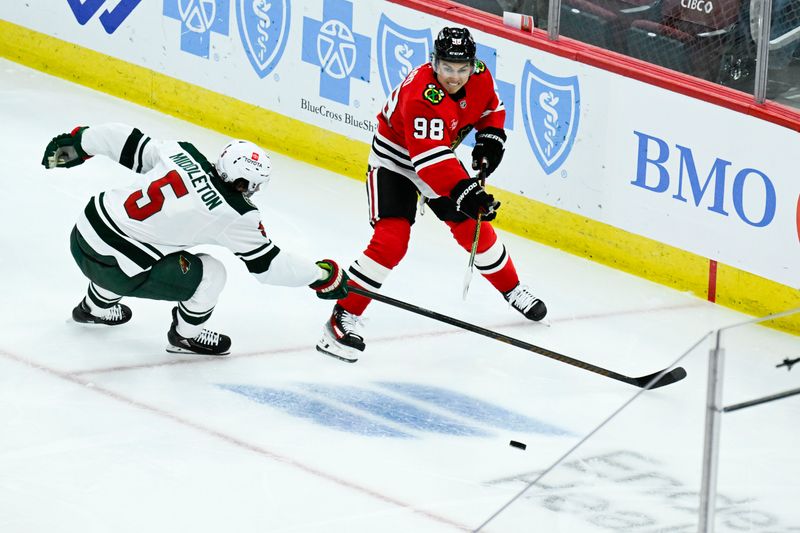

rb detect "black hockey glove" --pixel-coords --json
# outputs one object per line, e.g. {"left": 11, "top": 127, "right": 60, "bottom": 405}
{"left": 310, "top": 259, "right": 349, "bottom": 300}
{"left": 450, "top": 178, "right": 500, "bottom": 221}
{"left": 471, "top": 127, "right": 506, "bottom": 177}
{"left": 41, "top": 127, "right": 91, "bottom": 169}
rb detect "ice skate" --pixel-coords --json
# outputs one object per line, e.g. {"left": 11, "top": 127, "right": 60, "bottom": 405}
{"left": 316, "top": 304, "right": 365, "bottom": 363}
{"left": 503, "top": 283, "right": 548, "bottom": 322}
{"left": 166, "top": 307, "right": 231, "bottom": 356}
{"left": 72, "top": 299, "right": 132, "bottom": 326}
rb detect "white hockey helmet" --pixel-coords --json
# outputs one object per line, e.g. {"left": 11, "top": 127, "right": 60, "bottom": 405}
{"left": 216, "top": 140, "right": 272, "bottom": 197}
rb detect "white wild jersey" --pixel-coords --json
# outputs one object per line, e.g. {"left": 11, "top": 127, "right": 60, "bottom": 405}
{"left": 74, "top": 123, "right": 321, "bottom": 286}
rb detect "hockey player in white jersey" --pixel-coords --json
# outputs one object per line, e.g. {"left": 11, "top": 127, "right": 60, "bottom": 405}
{"left": 41, "top": 123, "right": 348, "bottom": 355}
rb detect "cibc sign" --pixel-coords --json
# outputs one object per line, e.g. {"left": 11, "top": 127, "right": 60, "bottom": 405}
{"left": 680, "top": 0, "right": 715, "bottom": 13}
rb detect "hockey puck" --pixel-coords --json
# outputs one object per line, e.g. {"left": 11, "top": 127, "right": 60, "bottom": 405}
{"left": 509, "top": 440, "right": 527, "bottom": 450}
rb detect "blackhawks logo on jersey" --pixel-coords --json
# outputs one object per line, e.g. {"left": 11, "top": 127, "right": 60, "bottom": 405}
{"left": 451, "top": 125, "right": 473, "bottom": 149}
{"left": 179, "top": 255, "right": 191, "bottom": 274}
{"left": 423, "top": 84, "right": 445, "bottom": 105}
{"left": 474, "top": 60, "right": 486, "bottom": 74}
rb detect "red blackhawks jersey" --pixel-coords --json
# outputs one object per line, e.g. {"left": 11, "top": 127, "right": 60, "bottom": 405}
{"left": 368, "top": 61, "right": 505, "bottom": 198}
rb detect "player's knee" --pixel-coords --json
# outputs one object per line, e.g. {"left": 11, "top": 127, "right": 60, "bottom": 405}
{"left": 475, "top": 223, "right": 497, "bottom": 253}
{"left": 448, "top": 220, "right": 497, "bottom": 252}
{"left": 197, "top": 253, "right": 227, "bottom": 298}
{"left": 366, "top": 218, "right": 411, "bottom": 267}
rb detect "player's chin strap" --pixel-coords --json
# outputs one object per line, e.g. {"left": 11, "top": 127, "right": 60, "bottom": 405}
{"left": 462, "top": 160, "right": 488, "bottom": 300}
{"left": 349, "top": 285, "right": 688, "bottom": 389}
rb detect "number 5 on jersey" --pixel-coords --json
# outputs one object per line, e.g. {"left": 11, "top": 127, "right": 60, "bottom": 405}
{"left": 124, "top": 170, "right": 189, "bottom": 221}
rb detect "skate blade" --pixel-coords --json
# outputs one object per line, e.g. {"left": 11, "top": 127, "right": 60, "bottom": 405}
{"left": 69, "top": 317, "right": 123, "bottom": 327}
{"left": 165, "top": 345, "right": 230, "bottom": 356}
{"left": 534, "top": 317, "right": 552, "bottom": 327}
{"left": 315, "top": 344, "right": 358, "bottom": 363}
{"left": 315, "top": 337, "right": 359, "bottom": 363}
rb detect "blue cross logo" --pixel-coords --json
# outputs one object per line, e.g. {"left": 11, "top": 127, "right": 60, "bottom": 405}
{"left": 301, "top": 0, "right": 370, "bottom": 105}
{"left": 462, "top": 43, "right": 516, "bottom": 149}
{"left": 521, "top": 61, "right": 580, "bottom": 175}
{"left": 163, "top": 0, "right": 230, "bottom": 58}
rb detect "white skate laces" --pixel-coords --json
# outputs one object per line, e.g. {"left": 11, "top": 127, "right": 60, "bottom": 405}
{"left": 101, "top": 304, "right": 127, "bottom": 322}
{"left": 193, "top": 328, "right": 222, "bottom": 347}
{"left": 335, "top": 308, "right": 362, "bottom": 338}
{"left": 316, "top": 305, "right": 366, "bottom": 363}
{"left": 505, "top": 285, "right": 538, "bottom": 312}
{"left": 166, "top": 306, "right": 231, "bottom": 356}
{"left": 504, "top": 283, "right": 548, "bottom": 322}
{"left": 72, "top": 298, "right": 133, "bottom": 326}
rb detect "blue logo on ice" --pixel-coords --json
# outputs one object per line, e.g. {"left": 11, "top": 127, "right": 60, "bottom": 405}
{"left": 67, "top": 0, "right": 142, "bottom": 34}
{"left": 521, "top": 61, "right": 580, "bottom": 175}
{"left": 219, "top": 382, "right": 571, "bottom": 438}
{"left": 376, "top": 15, "right": 432, "bottom": 96}
{"left": 301, "top": 0, "right": 371, "bottom": 104}
{"left": 163, "top": 0, "right": 229, "bottom": 58}
{"left": 236, "top": 0, "right": 290, "bottom": 78}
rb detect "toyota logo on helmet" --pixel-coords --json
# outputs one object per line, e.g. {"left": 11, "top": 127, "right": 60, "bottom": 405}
{"left": 216, "top": 140, "right": 272, "bottom": 198}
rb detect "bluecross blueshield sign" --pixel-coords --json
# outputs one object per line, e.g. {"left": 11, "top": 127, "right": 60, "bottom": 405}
{"left": 375, "top": 15, "right": 432, "bottom": 97}
{"left": 301, "top": 0, "right": 371, "bottom": 105}
{"left": 521, "top": 61, "right": 580, "bottom": 175}
{"left": 163, "top": 0, "right": 229, "bottom": 59}
{"left": 236, "top": 0, "right": 290, "bottom": 78}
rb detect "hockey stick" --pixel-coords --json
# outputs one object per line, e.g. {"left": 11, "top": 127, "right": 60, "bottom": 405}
{"left": 461, "top": 212, "right": 482, "bottom": 300}
{"left": 350, "top": 286, "right": 687, "bottom": 389}
{"left": 462, "top": 162, "right": 488, "bottom": 300}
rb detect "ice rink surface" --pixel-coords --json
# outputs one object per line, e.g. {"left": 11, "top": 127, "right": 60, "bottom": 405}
{"left": 1, "top": 58, "right": 798, "bottom": 532}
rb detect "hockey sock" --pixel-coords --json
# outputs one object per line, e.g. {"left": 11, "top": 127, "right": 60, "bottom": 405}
{"left": 85, "top": 282, "right": 122, "bottom": 314}
{"left": 339, "top": 218, "right": 411, "bottom": 315}
{"left": 447, "top": 219, "right": 520, "bottom": 294}
{"left": 174, "top": 254, "right": 226, "bottom": 338}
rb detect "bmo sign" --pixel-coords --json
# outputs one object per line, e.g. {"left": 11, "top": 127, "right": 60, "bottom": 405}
{"left": 631, "top": 131, "right": 776, "bottom": 228}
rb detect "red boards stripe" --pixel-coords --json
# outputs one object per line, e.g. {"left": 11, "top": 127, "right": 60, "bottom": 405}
{"left": 708, "top": 260, "right": 718, "bottom": 303}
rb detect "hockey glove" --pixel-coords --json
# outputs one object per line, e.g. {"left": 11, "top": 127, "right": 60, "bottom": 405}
{"left": 41, "top": 127, "right": 91, "bottom": 169}
{"left": 471, "top": 127, "right": 506, "bottom": 176}
{"left": 450, "top": 178, "right": 500, "bottom": 221}
{"left": 310, "top": 259, "right": 349, "bottom": 300}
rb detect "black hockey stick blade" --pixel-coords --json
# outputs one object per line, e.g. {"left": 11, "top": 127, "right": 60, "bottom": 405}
{"left": 628, "top": 366, "right": 688, "bottom": 389}
{"left": 349, "top": 286, "right": 687, "bottom": 389}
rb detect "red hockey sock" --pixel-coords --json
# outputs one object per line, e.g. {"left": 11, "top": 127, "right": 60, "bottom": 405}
{"left": 338, "top": 218, "right": 411, "bottom": 315}
{"left": 446, "top": 219, "right": 519, "bottom": 294}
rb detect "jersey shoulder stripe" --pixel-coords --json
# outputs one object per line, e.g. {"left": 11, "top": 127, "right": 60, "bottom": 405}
{"left": 178, "top": 141, "right": 258, "bottom": 216}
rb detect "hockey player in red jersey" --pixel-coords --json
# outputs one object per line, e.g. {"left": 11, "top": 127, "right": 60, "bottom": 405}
{"left": 317, "top": 27, "right": 547, "bottom": 363}
{"left": 42, "top": 124, "right": 349, "bottom": 355}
